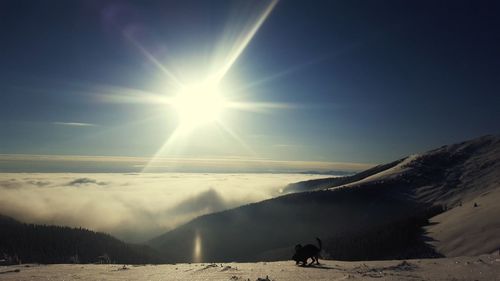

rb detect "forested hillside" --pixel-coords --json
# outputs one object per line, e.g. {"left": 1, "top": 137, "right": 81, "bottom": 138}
{"left": 0, "top": 215, "right": 160, "bottom": 264}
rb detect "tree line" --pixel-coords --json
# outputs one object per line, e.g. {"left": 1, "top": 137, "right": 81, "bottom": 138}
{"left": 0, "top": 215, "right": 160, "bottom": 264}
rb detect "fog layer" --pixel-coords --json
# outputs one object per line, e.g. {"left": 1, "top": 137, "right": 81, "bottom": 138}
{"left": 0, "top": 173, "right": 327, "bottom": 242}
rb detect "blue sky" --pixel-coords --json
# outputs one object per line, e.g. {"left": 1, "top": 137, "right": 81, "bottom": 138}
{"left": 1, "top": 0, "right": 499, "bottom": 172}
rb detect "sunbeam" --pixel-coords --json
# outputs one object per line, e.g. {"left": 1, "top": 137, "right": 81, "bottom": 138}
{"left": 141, "top": 126, "right": 189, "bottom": 172}
{"left": 121, "top": 25, "right": 183, "bottom": 89}
{"left": 211, "top": 0, "right": 279, "bottom": 84}
{"left": 216, "top": 121, "right": 257, "bottom": 157}
{"left": 227, "top": 101, "right": 294, "bottom": 113}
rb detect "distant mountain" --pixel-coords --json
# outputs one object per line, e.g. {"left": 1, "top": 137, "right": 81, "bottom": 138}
{"left": 295, "top": 170, "right": 356, "bottom": 176}
{"left": 282, "top": 159, "right": 404, "bottom": 193}
{"left": 149, "top": 135, "right": 500, "bottom": 262}
{"left": 0, "top": 215, "right": 161, "bottom": 264}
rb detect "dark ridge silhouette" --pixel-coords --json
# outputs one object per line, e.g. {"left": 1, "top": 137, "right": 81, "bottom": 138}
{"left": 323, "top": 206, "right": 445, "bottom": 261}
{"left": 149, "top": 135, "right": 499, "bottom": 263}
{"left": 149, "top": 180, "right": 439, "bottom": 262}
{"left": 0, "top": 215, "right": 161, "bottom": 264}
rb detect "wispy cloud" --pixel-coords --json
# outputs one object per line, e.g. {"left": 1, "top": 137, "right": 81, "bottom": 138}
{"left": 52, "top": 122, "right": 96, "bottom": 127}
{"left": 272, "top": 144, "right": 300, "bottom": 148}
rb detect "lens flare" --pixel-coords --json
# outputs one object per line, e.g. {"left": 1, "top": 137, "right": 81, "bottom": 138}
{"left": 193, "top": 230, "right": 202, "bottom": 263}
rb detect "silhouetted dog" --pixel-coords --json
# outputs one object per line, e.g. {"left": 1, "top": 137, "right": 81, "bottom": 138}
{"left": 292, "top": 238, "right": 322, "bottom": 266}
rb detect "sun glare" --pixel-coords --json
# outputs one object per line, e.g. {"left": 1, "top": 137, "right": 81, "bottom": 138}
{"left": 134, "top": 0, "right": 280, "bottom": 172}
{"left": 171, "top": 83, "right": 227, "bottom": 129}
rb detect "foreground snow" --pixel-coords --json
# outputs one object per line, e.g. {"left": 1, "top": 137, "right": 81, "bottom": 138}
{"left": 1, "top": 255, "right": 499, "bottom": 281}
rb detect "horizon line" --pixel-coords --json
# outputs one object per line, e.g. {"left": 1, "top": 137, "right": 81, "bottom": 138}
{"left": 0, "top": 153, "right": 375, "bottom": 173}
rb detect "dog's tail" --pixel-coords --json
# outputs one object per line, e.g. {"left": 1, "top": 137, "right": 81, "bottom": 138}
{"left": 316, "top": 237, "right": 322, "bottom": 251}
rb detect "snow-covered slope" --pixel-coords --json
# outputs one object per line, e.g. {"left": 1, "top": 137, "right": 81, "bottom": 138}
{"left": 330, "top": 135, "right": 500, "bottom": 257}
{"left": 336, "top": 135, "right": 500, "bottom": 206}
{"left": 343, "top": 135, "right": 500, "bottom": 257}
{"left": 426, "top": 186, "right": 500, "bottom": 257}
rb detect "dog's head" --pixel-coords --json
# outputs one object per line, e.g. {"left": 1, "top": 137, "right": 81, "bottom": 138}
{"left": 292, "top": 244, "right": 303, "bottom": 264}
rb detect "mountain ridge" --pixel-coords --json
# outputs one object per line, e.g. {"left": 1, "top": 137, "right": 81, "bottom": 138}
{"left": 149, "top": 134, "right": 500, "bottom": 262}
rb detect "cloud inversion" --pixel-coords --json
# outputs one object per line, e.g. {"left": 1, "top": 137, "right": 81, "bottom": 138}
{"left": 0, "top": 173, "right": 329, "bottom": 242}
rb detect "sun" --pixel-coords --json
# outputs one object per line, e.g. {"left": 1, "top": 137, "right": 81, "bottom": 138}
{"left": 171, "top": 82, "right": 227, "bottom": 129}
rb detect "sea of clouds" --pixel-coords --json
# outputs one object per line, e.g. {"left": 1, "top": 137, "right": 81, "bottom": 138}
{"left": 0, "top": 173, "right": 328, "bottom": 242}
